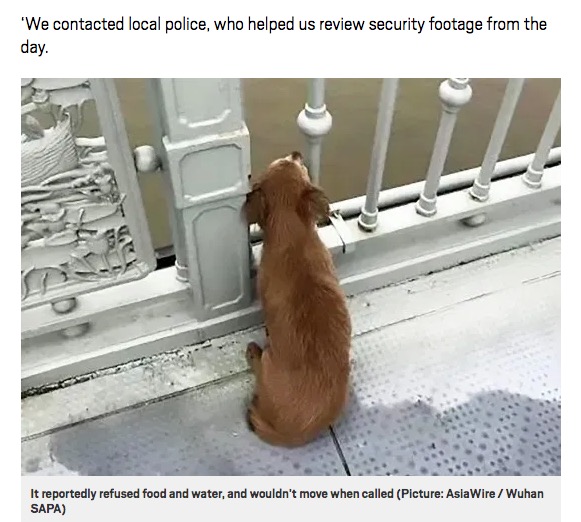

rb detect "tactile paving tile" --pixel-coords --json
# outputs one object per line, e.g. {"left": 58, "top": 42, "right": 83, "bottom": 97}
{"left": 22, "top": 373, "right": 346, "bottom": 476}
{"left": 334, "top": 275, "right": 560, "bottom": 476}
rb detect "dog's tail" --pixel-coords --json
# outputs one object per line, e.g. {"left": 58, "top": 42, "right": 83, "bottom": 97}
{"left": 247, "top": 405, "right": 309, "bottom": 448}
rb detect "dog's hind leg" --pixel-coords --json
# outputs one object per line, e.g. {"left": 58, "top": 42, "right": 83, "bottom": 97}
{"left": 246, "top": 341, "right": 263, "bottom": 433}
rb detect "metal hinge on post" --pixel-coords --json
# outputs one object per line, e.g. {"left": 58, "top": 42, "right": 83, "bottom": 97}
{"left": 329, "top": 210, "right": 355, "bottom": 254}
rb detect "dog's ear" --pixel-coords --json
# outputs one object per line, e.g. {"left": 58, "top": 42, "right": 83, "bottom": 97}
{"left": 299, "top": 185, "right": 331, "bottom": 224}
{"left": 244, "top": 182, "right": 267, "bottom": 226}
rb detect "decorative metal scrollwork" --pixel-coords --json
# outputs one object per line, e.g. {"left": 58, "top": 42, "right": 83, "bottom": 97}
{"left": 21, "top": 79, "right": 154, "bottom": 308}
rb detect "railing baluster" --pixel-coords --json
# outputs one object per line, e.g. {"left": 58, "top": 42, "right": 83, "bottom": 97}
{"left": 522, "top": 89, "right": 561, "bottom": 188}
{"left": 358, "top": 79, "right": 399, "bottom": 232}
{"left": 297, "top": 79, "right": 332, "bottom": 185}
{"left": 469, "top": 78, "right": 525, "bottom": 201}
{"left": 416, "top": 78, "right": 473, "bottom": 217}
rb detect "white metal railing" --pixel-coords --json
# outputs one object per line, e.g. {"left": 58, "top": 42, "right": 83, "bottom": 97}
{"left": 21, "top": 78, "right": 561, "bottom": 391}
{"left": 469, "top": 79, "right": 525, "bottom": 201}
{"left": 415, "top": 78, "right": 473, "bottom": 217}
{"left": 294, "top": 78, "right": 559, "bottom": 223}
{"left": 522, "top": 90, "right": 561, "bottom": 188}
{"left": 296, "top": 79, "right": 333, "bottom": 186}
{"left": 293, "top": 77, "right": 560, "bottom": 230}
{"left": 358, "top": 79, "right": 399, "bottom": 232}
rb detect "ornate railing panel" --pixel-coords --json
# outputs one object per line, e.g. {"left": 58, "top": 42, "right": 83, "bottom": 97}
{"left": 21, "top": 78, "right": 155, "bottom": 311}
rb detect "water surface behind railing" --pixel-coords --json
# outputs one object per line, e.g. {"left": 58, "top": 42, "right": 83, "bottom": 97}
{"left": 77, "top": 78, "right": 561, "bottom": 251}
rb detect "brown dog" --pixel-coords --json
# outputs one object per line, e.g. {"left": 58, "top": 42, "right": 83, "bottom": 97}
{"left": 244, "top": 152, "right": 351, "bottom": 447}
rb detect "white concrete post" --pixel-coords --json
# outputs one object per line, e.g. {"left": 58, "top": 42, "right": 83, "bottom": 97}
{"left": 358, "top": 79, "right": 399, "bottom": 232}
{"left": 150, "top": 79, "right": 253, "bottom": 320}
{"left": 296, "top": 79, "right": 332, "bottom": 185}
{"left": 416, "top": 78, "right": 473, "bottom": 217}
{"left": 522, "top": 90, "right": 561, "bottom": 189}
{"left": 469, "top": 78, "right": 525, "bottom": 201}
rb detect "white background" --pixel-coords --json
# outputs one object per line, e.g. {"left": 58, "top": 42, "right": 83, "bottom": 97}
{"left": 5, "top": 0, "right": 575, "bottom": 520}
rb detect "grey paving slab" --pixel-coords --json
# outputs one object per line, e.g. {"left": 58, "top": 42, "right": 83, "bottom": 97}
{"left": 22, "top": 374, "right": 346, "bottom": 476}
{"left": 334, "top": 275, "right": 560, "bottom": 476}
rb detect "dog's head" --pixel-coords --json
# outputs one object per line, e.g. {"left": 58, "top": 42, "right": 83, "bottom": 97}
{"left": 245, "top": 152, "right": 330, "bottom": 228}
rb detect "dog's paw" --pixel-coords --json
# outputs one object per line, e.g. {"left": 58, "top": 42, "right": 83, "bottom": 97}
{"left": 246, "top": 342, "right": 262, "bottom": 364}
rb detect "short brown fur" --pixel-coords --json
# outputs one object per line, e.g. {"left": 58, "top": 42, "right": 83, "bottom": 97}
{"left": 244, "top": 153, "right": 352, "bottom": 447}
